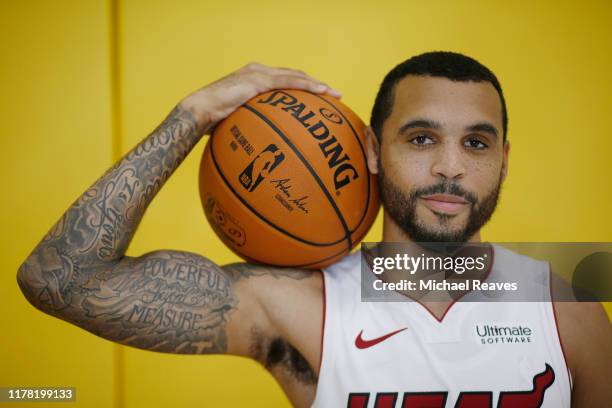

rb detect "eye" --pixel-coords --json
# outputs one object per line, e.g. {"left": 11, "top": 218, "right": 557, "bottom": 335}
{"left": 410, "top": 134, "right": 435, "bottom": 146}
{"left": 464, "top": 137, "right": 488, "bottom": 150}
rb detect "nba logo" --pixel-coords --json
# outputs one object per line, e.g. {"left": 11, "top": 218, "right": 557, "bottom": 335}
{"left": 239, "top": 144, "right": 285, "bottom": 192}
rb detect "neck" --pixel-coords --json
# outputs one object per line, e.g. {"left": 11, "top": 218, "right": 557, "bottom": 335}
{"left": 365, "top": 214, "right": 490, "bottom": 306}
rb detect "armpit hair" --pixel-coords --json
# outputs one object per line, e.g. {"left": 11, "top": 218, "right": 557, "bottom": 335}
{"left": 250, "top": 327, "right": 317, "bottom": 386}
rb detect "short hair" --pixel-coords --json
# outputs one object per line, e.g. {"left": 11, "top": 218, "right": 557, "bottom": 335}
{"left": 370, "top": 51, "right": 508, "bottom": 142}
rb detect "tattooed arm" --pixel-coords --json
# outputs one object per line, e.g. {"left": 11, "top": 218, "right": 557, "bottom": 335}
{"left": 16, "top": 63, "right": 338, "bottom": 358}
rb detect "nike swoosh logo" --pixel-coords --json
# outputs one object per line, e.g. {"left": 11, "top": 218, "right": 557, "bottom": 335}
{"left": 355, "top": 328, "right": 408, "bottom": 349}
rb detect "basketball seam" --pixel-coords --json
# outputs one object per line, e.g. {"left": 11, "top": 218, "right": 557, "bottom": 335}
{"left": 242, "top": 103, "right": 353, "bottom": 252}
{"left": 307, "top": 92, "right": 372, "bottom": 234}
{"left": 208, "top": 136, "right": 347, "bottom": 247}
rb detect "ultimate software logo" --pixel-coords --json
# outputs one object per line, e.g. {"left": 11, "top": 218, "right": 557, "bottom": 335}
{"left": 475, "top": 323, "right": 533, "bottom": 345}
{"left": 239, "top": 144, "right": 285, "bottom": 192}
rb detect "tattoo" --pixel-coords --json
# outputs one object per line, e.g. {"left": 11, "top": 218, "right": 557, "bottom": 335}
{"left": 16, "top": 106, "right": 243, "bottom": 353}
{"left": 18, "top": 248, "right": 237, "bottom": 353}
{"left": 18, "top": 246, "right": 80, "bottom": 311}
{"left": 44, "top": 105, "right": 203, "bottom": 268}
{"left": 223, "top": 263, "right": 312, "bottom": 282}
{"left": 17, "top": 103, "right": 319, "bottom": 355}
{"left": 250, "top": 328, "right": 317, "bottom": 386}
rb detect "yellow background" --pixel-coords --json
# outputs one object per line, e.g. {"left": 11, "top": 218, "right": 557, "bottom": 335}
{"left": 1, "top": 0, "right": 610, "bottom": 407}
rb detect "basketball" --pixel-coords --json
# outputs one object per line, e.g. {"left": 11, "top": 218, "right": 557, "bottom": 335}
{"left": 198, "top": 89, "right": 379, "bottom": 268}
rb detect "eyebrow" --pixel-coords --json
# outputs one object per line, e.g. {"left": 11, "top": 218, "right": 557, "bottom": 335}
{"left": 398, "top": 118, "right": 499, "bottom": 140}
{"left": 398, "top": 119, "right": 441, "bottom": 134}
{"left": 466, "top": 123, "right": 499, "bottom": 139}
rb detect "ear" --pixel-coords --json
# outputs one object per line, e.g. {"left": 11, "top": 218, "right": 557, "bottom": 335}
{"left": 364, "top": 126, "right": 380, "bottom": 175}
{"left": 501, "top": 139, "right": 510, "bottom": 182}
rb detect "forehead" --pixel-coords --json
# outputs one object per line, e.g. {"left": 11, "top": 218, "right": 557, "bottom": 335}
{"left": 385, "top": 75, "right": 503, "bottom": 134}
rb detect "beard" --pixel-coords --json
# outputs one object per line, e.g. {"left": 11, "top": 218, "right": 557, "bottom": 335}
{"left": 378, "top": 163, "right": 503, "bottom": 247}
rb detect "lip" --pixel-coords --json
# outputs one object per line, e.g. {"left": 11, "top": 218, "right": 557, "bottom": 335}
{"left": 420, "top": 194, "right": 469, "bottom": 215}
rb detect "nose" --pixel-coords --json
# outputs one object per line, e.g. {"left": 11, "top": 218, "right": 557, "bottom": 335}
{"left": 430, "top": 143, "right": 467, "bottom": 180}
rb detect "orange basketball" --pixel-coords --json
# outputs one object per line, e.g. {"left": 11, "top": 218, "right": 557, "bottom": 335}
{"left": 198, "top": 89, "right": 379, "bottom": 269}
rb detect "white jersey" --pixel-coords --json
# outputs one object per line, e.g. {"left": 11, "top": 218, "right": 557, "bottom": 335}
{"left": 312, "top": 244, "right": 572, "bottom": 408}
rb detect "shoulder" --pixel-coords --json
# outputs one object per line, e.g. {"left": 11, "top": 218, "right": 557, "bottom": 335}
{"left": 222, "top": 262, "right": 324, "bottom": 342}
{"left": 491, "top": 244, "right": 549, "bottom": 270}
{"left": 222, "top": 262, "right": 322, "bottom": 299}
{"left": 222, "top": 262, "right": 325, "bottom": 399}
{"left": 553, "top": 300, "right": 610, "bottom": 343}
{"left": 553, "top": 300, "right": 611, "bottom": 383}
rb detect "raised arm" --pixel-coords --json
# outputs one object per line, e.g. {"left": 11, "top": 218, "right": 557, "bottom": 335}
{"left": 16, "top": 63, "right": 337, "bottom": 356}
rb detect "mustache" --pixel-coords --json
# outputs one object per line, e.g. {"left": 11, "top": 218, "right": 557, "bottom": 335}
{"left": 411, "top": 181, "right": 478, "bottom": 204}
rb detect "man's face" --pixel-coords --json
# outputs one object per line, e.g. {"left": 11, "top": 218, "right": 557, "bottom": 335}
{"left": 374, "top": 75, "right": 509, "bottom": 243}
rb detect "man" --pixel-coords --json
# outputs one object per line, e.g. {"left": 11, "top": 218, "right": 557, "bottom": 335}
{"left": 17, "top": 52, "right": 610, "bottom": 407}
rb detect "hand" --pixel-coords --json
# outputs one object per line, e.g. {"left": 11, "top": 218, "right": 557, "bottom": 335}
{"left": 179, "top": 62, "right": 342, "bottom": 132}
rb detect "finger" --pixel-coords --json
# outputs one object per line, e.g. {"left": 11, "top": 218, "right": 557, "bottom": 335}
{"left": 266, "top": 75, "right": 333, "bottom": 95}
{"left": 277, "top": 67, "right": 307, "bottom": 76}
{"left": 266, "top": 74, "right": 342, "bottom": 98}
{"left": 252, "top": 65, "right": 342, "bottom": 97}
{"left": 278, "top": 70, "right": 341, "bottom": 98}
{"left": 274, "top": 68, "right": 339, "bottom": 95}
{"left": 262, "top": 66, "right": 333, "bottom": 90}
{"left": 324, "top": 87, "right": 342, "bottom": 99}
{"left": 241, "top": 62, "right": 266, "bottom": 72}
{"left": 259, "top": 65, "right": 310, "bottom": 79}
{"left": 241, "top": 63, "right": 303, "bottom": 77}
